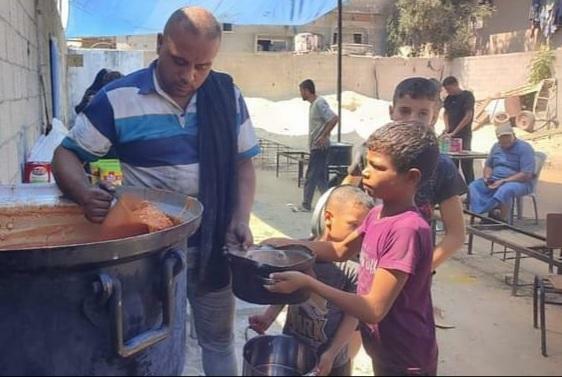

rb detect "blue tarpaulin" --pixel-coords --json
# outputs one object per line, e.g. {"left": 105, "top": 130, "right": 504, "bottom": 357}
{"left": 66, "top": 0, "right": 339, "bottom": 38}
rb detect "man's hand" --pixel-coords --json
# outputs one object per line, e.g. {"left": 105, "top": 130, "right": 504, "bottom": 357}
{"left": 316, "top": 350, "right": 337, "bottom": 376}
{"left": 315, "top": 135, "right": 330, "bottom": 149}
{"left": 226, "top": 221, "right": 253, "bottom": 249}
{"left": 77, "top": 182, "right": 114, "bottom": 223}
{"left": 265, "top": 271, "right": 311, "bottom": 294}
{"left": 248, "top": 313, "right": 275, "bottom": 335}
{"left": 488, "top": 179, "right": 505, "bottom": 190}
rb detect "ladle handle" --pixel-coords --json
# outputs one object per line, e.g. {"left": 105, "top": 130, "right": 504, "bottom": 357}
{"left": 91, "top": 249, "right": 185, "bottom": 358}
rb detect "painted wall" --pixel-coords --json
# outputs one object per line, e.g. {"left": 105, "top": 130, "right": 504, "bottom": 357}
{"left": 0, "top": 0, "right": 67, "bottom": 184}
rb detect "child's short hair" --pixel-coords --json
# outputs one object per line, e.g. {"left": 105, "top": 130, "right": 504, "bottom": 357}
{"left": 393, "top": 77, "right": 440, "bottom": 106}
{"left": 366, "top": 121, "right": 439, "bottom": 184}
{"left": 326, "top": 185, "right": 375, "bottom": 211}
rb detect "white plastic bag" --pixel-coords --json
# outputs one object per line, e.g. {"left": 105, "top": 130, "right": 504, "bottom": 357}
{"left": 27, "top": 118, "right": 68, "bottom": 162}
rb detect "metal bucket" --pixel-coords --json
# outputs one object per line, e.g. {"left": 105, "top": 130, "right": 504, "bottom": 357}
{"left": 243, "top": 328, "right": 317, "bottom": 376}
{"left": 0, "top": 184, "right": 203, "bottom": 376}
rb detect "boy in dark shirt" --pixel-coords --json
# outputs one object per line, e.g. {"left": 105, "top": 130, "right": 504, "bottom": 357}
{"left": 391, "top": 77, "right": 467, "bottom": 270}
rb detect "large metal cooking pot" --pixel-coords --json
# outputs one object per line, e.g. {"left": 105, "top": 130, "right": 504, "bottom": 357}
{"left": 0, "top": 184, "right": 203, "bottom": 376}
{"left": 243, "top": 328, "right": 317, "bottom": 376}
{"left": 227, "top": 245, "right": 315, "bottom": 305}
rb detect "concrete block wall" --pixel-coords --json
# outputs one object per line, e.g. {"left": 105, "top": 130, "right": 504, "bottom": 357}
{"left": 0, "top": 0, "right": 66, "bottom": 184}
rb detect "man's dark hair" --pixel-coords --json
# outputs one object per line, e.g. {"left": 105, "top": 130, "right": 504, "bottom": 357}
{"left": 300, "top": 79, "right": 316, "bottom": 95}
{"left": 366, "top": 121, "right": 439, "bottom": 184}
{"left": 393, "top": 77, "right": 440, "bottom": 105}
{"left": 442, "top": 76, "right": 459, "bottom": 87}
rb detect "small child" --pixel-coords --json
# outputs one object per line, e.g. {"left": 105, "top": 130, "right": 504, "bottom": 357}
{"left": 249, "top": 185, "right": 374, "bottom": 376}
{"left": 265, "top": 121, "right": 441, "bottom": 376}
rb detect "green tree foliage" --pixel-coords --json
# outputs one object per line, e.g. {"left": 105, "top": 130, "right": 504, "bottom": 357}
{"left": 528, "top": 45, "right": 555, "bottom": 85}
{"left": 387, "top": 0, "right": 494, "bottom": 58}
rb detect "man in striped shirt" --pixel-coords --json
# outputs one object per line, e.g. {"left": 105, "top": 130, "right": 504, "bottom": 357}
{"left": 53, "top": 7, "right": 258, "bottom": 375}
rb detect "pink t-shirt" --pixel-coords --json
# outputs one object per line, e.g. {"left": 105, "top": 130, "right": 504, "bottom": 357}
{"left": 357, "top": 206, "right": 437, "bottom": 374}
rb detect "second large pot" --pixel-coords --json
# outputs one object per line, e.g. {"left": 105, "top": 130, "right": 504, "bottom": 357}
{"left": 226, "top": 246, "right": 315, "bottom": 305}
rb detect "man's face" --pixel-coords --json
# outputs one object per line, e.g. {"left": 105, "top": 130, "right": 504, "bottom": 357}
{"left": 361, "top": 150, "right": 414, "bottom": 202}
{"left": 390, "top": 95, "right": 435, "bottom": 128}
{"left": 324, "top": 203, "right": 370, "bottom": 242}
{"left": 444, "top": 84, "right": 460, "bottom": 96}
{"left": 498, "top": 134, "right": 516, "bottom": 150}
{"left": 300, "top": 87, "right": 309, "bottom": 101}
{"left": 156, "top": 27, "right": 220, "bottom": 100}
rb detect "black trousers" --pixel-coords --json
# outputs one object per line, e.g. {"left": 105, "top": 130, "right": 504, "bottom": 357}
{"left": 302, "top": 149, "right": 329, "bottom": 209}
{"left": 454, "top": 133, "right": 475, "bottom": 185}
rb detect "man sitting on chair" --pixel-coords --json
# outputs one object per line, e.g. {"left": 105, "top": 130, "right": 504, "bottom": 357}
{"left": 469, "top": 124, "right": 536, "bottom": 221}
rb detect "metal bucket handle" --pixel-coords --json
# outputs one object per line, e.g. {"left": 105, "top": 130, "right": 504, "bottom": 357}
{"left": 90, "top": 249, "right": 185, "bottom": 358}
{"left": 245, "top": 326, "right": 264, "bottom": 342}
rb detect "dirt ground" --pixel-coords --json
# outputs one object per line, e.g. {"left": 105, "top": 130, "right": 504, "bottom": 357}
{"left": 181, "top": 168, "right": 562, "bottom": 376}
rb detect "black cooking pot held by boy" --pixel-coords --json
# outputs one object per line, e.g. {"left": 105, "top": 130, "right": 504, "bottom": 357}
{"left": 226, "top": 245, "right": 315, "bottom": 305}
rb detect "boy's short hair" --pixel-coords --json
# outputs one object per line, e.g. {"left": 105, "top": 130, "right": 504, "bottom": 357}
{"left": 393, "top": 77, "right": 440, "bottom": 106}
{"left": 366, "top": 121, "right": 439, "bottom": 184}
{"left": 299, "top": 79, "right": 316, "bottom": 95}
{"left": 326, "top": 185, "right": 375, "bottom": 211}
{"left": 442, "top": 76, "right": 459, "bottom": 87}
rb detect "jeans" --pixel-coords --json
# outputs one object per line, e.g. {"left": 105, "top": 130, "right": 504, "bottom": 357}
{"left": 303, "top": 148, "right": 329, "bottom": 209}
{"left": 186, "top": 247, "right": 238, "bottom": 376}
{"left": 454, "top": 134, "right": 475, "bottom": 185}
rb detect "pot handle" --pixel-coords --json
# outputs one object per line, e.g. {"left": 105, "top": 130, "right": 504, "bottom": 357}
{"left": 91, "top": 249, "right": 185, "bottom": 358}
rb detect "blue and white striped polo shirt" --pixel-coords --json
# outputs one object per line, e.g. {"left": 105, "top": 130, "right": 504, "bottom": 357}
{"left": 63, "top": 62, "right": 260, "bottom": 196}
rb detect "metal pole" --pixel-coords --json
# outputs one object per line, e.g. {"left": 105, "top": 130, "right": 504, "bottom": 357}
{"left": 337, "top": 0, "right": 343, "bottom": 142}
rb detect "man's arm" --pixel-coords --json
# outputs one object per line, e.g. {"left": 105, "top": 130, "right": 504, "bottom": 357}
{"left": 450, "top": 110, "right": 474, "bottom": 136}
{"left": 494, "top": 171, "right": 534, "bottom": 185}
{"left": 433, "top": 196, "right": 466, "bottom": 270}
{"left": 443, "top": 111, "right": 450, "bottom": 134}
{"left": 52, "top": 146, "right": 113, "bottom": 223}
{"left": 483, "top": 166, "right": 493, "bottom": 181}
{"left": 318, "top": 115, "right": 339, "bottom": 139}
{"left": 226, "top": 158, "right": 256, "bottom": 247}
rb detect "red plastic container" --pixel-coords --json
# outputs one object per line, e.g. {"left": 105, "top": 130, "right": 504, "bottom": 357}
{"left": 24, "top": 162, "right": 52, "bottom": 183}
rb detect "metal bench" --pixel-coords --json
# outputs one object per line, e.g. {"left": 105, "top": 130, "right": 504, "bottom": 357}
{"left": 465, "top": 211, "right": 562, "bottom": 296}
{"left": 276, "top": 151, "right": 310, "bottom": 187}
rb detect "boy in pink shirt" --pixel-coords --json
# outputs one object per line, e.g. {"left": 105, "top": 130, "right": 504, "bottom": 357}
{"left": 265, "top": 121, "right": 440, "bottom": 375}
